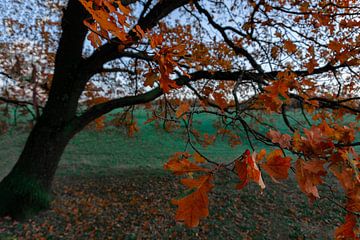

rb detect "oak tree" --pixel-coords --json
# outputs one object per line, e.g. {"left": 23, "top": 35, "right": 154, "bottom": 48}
{"left": 0, "top": 0, "right": 360, "bottom": 237}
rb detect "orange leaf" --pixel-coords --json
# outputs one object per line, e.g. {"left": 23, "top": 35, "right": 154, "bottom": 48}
{"left": 154, "top": 46, "right": 183, "bottom": 92}
{"left": 267, "top": 130, "right": 291, "bottom": 149}
{"left": 144, "top": 71, "right": 158, "bottom": 87}
{"left": 262, "top": 150, "right": 291, "bottom": 180}
{"left": 172, "top": 174, "right": 214, "bottom": 227}
{"left": 118, "top": 2, "right": 131, "bottom": 16}
{"left": 87, "top": 32, "right": 102, "bottom": 48}
{"left": 193, "top": 152, "right": 206, "bottom": 163}
{"left": 95, "top": 116, "right": 106, "bottom": 130}
{"left": 256, "top": 149, "right": 267, "bottom": 163}
{"left": 334, "top": 214, "right": 359, "bottom": 239}
{"left": 295, "top": 158, "right": 326, "bottom": 201}
{"left": 328, "top": 40, "right": 343, "bottom": 52}
{"left": 235, "top": 158, "right": 248, "bottom": 190}
{"left": 83, "top": 20, "right": 102, "bottom": 48}
{"left": 79, "top": 0, "right": 130, "bottom": 42}
{"left": 301, "top": 126, "right": 334, "bottom": 156}
{"left": 176, "top": 102, "right": 190, "bottom": 118}
{"left": 235, "top": 150, "right": 265, "bottom": 190}
{"left": 283, "top": 39, "right": 297, "bottom": 53}
{"left": 164, "top": 154, "right": 208, "bottom": 175}
{"left": 150, "top": 34, "right": 164, "bottom": 49}
{"left": 134, "top": 25, "right": 145, "bottom": 38}
{"left": 330, "top": 163, "right": 356, "bottom": 192}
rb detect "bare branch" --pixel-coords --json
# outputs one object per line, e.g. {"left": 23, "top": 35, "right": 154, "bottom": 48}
{"left": 0, "top": 96, "right": 44, "bottom": 109}
{"left": 69, "top": 87, "right": 163, "bottom": 135}
{"left": 194, "top": 2, "right": 264, "bottom": 73}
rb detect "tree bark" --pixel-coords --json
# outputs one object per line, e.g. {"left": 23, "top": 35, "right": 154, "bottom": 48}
{"left": 0, "top": 119, "right": 74, "bottom": 219}
{"left": 0, "top": 0, "right": 88, "bottom": 219}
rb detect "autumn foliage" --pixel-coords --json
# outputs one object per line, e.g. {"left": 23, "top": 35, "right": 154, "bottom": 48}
{"left": 1, "top": 0, "right": 360, "bottom": 238}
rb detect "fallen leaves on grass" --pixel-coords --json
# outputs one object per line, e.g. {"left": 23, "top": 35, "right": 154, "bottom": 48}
{"left": 0, "top": 171, "right": 347, "bottom": 239}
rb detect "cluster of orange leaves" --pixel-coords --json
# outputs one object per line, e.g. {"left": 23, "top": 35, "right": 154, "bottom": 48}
{"left": 164, "top": 149, "right": 290, "bottom": 228}
{"left": 164, "top": 117, "right": 360, "bottom": 238}
{"left": 80, "top": 0, "right": 189, "bottom": 94}
{"left": 151, "top": 42, "right": 188, "bottom": 93}
{"left": 78, "top": 1, "right": 360, "bottom": 237}
{"left": 79, "top": 0, "right": 131, "bottom": 48}
{"left": 257, "top": 70, "right": 300, "bottom": 112}
{"left": 266, "top": 123, "right": 360, "bottom": 238}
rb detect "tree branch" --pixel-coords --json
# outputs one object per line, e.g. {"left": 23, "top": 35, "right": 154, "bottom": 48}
{"left": 121, "top": 0, "right": 139, "bottom": 6}
{"left": 82, "top": 0, "right": 194, "bottom": 75}
{"left": 194, "top": 2, "right": 264, "bottom": 73}
{"left": 0, "top": 72, "right": 15, "bottom": 82}
{"left": 69, "top": 87, "right": 163, "bottom": 135}
{"left": 266, "top": 62, "right": 349, "bottom": 78}
{"left": 176, "top": 70, "right": 267, "bottom": 85}
{"left": 98, "top": 68, "right": 136, "bottom": 74}
{"left": 0, "top": 96, "right": 44, "bottom": 109}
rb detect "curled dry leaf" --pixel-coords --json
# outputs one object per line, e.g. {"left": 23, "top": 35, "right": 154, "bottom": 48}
{"left": 295, "top": 158, "right": 326, "bottom": 201}
{"left": 235, "top": 150, "right": 265, "bottom": 190}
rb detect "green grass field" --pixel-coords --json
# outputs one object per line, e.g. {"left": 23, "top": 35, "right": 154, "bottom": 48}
{"left": 0, "top": 109, "right": 350, "bottom": 239}
{"left": 1, "top": 109, "right": 277, "bottom": 179}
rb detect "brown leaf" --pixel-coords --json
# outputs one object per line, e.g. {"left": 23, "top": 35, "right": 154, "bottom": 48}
{"left": 235, "top": 150, "right": 265, "bottom": 190}
{"left": 172, "top": 174, "right": 214, "bottom": 227}
{"left": 334, "top": 214, "right": 359, "bottom": 239}
{"left": 164, "top": 153, "right": 209, "bottom": 175}
{"left": 328, "top": 40, "right": 342, "bottom": 52}
{"left": 144, "top": 71, "right": 158, "bottom": 87}
{"left": 262, "top": 150, "right": 291, "bottom": 181}
{"left": 283, "top": 39, "right": 297, "bottom": 53}
{"left": 295, "top": 158, "right": 326, "bottom": 201}
{"left": 176, "top": 102, "right": 190, "bottom": 119}
{"left": 193, "top": 152, "right": 206, "bottom": 163}
{"left": 267, "top": 130, "right": 291, "bottom": 149}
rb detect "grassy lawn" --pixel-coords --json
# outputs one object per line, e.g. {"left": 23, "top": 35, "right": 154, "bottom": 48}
{"left": 0, "top": 109, "right": 349, "bottom": 239}
{"left": 0, "top": 109, "right": 267, "bottom": 179}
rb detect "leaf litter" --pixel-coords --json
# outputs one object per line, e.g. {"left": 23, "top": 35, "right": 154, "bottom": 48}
{"left": 0, "top": 170, "right": 345, "bottom": 239}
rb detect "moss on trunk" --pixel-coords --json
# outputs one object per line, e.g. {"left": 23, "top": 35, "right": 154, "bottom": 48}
{"left": 0, "top": 171, "right": 51, "bottom": 220}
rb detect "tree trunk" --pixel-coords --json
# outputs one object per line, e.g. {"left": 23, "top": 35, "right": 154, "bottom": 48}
{"left": 0, "top": 117, "right": 74, "bottom": 219}
{"left": 0, "top": 0, "right": 88, "bottom": 219}
{"left": 0, "top": 0, "right": 187, "bottom": 220}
